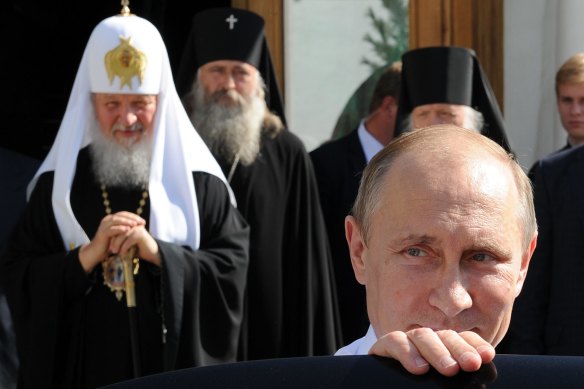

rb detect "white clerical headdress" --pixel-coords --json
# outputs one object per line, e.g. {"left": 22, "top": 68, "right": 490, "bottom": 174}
{"left": 88, "top": 13, "right": 162, "bottom": 94}
{"left": 28, "top": 7, "right": 232, "bottom": 251}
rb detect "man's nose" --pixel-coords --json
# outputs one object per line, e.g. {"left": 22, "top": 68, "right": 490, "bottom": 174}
{"left": 570, "top": 102, "right": 583, "bottom": 114}
{"left": 224, "top": 74, "right": 236, "bottom": 90}
{"left": 428, "top": 272, "right": 472, "bottom": 318}
{"left": 120, "top": 107, "right": 138, "bottom": 126}
{"left": 430, "top": 113, "right": 443, "bottom": 125}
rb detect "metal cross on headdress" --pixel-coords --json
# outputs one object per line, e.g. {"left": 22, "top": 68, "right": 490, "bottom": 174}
{"left": 121, "top": 0, "right": 130, "bottom": 16}
{"left": 226, "top": 14, "right": 238, "bottom": 30}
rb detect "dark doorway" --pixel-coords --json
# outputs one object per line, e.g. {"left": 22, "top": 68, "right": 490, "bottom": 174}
{"left": 1, "top": 0, "right": 229, "bottom": 160}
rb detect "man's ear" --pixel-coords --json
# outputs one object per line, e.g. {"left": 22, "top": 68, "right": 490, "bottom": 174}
{"left": 515, "top": 231, "right": 538, "bottom": 297}
{"left": 346, "top": 215, "right": 367, "bottom": 285}
{"left": 381, "top": 96, "right": 397, "bottom": 114}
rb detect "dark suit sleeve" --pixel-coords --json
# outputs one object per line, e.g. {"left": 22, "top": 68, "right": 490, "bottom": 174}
{"left": 527, "top": 161, "right": 538, "bottom": 187}
{"left": 505, "top": 160, "right": 551, "bottom": 354}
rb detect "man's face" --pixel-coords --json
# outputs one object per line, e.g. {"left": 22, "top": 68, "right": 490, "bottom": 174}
{"left": 198, "top": 60, "right": 259, "bottom": 106}
{"left": 411, "top": 103, "right": 468, "bottom": 128}
{"left": 93, "top": 93, "right": 158, "bottom": 148}
{"left": 556, "top": 83, "right": 584, "bottom": 145}
{"left": 347, "top": 152, "right": 535, "bottom": 347}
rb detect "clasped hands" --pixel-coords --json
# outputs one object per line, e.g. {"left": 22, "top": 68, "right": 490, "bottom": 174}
{"left": 79, "top": 211, "right": 161, "bottom": 273}
{"left": 369, "top": 328, "right": 496, "bottom": 377}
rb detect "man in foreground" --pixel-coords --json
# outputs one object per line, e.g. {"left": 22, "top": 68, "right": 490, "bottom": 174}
{"left": 1, "top": 6, "right": 249, "bottom": 388}
{"left": 337, "top": 125, "right": 537, "bottom": 376}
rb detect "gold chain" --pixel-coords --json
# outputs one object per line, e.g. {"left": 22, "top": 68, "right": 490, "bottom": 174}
{"left": 100, "top": 183, "right": 148, "bottom": 276}
{"left": 100, "top": 183, "right": 148, "bottom": 217}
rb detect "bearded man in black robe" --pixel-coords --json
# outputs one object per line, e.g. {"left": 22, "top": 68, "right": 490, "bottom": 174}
{"left": 176, "top": 7, "right": 341, "bottom": 360}
{"left": 1, "top": 6, "right": 249, "bottom": 389}
{"left": 395, "top": 46, "right": 513, "bottom": 153}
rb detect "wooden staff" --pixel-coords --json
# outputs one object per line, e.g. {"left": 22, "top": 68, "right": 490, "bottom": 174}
{"left": 122, "top": 246, "right": 141, "bottom": 378}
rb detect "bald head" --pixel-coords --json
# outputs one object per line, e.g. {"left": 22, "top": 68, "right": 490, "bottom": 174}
{"left": 352, "top": 125, "right": 536, "bottom": 250}
{"left": 346, "top": 124, "right": 537, "bottom": 347}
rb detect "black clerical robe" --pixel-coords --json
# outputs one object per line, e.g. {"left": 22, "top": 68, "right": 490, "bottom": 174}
{"left": 1, "top": 148, "right": 249, "bottom": 388}
{"left": 217, "top": 128, "right": 341, "bottom": 360}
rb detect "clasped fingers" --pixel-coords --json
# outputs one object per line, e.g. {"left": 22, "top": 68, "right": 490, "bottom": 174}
{"left": 369, "top": 328, "right": 496, "bottom": 377}
{"left": 95, "top": 212, "right": 145, "bottom": 243}
{"left": 409, "top": 328, "right": 494, "bottom": 376}
{"left": 369, "top": 331, "right": 432, "bottom": 376}
{"left": 109, "top": 225, "right": 160, "bottom": 266}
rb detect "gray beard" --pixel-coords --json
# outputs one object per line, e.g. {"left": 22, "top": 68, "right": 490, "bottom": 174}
{"left": 188, "top": 82, "right": 265, "bottom": 166}
{"left": 89, "top": 124, "right": 152, "bottom": 188}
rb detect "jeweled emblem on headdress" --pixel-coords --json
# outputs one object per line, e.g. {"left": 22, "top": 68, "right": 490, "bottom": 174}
{"left": 104, "top": 36, "right": 147, "bottom": 90}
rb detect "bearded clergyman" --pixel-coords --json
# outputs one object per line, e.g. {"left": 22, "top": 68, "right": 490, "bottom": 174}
{"left": 1, "top": 6, "right": 249, "bottom": 388}
{"left": 176, "top": 7, "right": 341, "bottom": 361}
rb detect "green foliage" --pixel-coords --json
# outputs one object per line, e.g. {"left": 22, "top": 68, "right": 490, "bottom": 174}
{"left": 329, "top": 0, "right": 410, "bottom": 141}
{"left": 362, "top": 0, "right": 409, "bottom": 72}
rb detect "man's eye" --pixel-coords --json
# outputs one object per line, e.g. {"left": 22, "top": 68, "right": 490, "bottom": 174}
{"left": 405, "top": 247, "right": 428, "bottom": 257}
{"left": 471, "top": 253, "right": 493, "bottom": 262}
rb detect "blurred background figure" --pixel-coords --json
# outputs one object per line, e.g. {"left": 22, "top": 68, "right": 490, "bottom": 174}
{"left": 0, "top": 147, "right": 40, "bottom": 389}
{"left": 177, "top": 7, "right": 341, "bottom": 360}
{"left": 395, "top": 46, "right": 513, "bottom": 153}
{"left": 527, "top": 53, "right": 584, "bottom": 182}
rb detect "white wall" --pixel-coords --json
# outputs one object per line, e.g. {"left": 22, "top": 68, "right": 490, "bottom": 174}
{"left": 284, "top": 0, "right": 389, "bottom": 151}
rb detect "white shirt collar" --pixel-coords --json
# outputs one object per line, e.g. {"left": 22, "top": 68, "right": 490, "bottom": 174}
{"left": 357, "top": 121, "right": 384, "bottom": 163}
{"left": 334, "top": 325, "right": 377, "bottom": 356}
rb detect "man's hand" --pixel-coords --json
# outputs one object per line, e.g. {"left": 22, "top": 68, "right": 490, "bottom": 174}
{"left": 78, "top": 211, "right": 147, "bottom": 273}
{"left": 369, "top": 328, "right": 496, "bottom": 377}
{"left": 109, "top": 224, "right": 161, "bottom": 266}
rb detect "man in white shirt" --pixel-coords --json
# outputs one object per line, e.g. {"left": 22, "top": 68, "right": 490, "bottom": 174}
{"left": 337, "top": 124, "right": 537, "bottom": 377}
